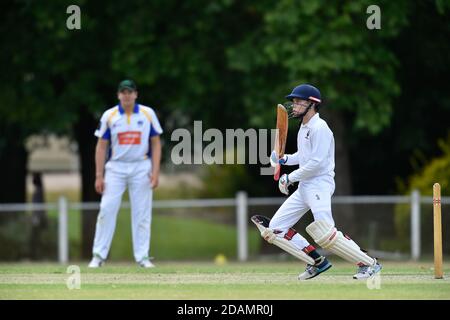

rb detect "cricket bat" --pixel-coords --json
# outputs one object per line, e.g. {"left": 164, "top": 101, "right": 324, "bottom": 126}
{"left": 274, "top": 104, "right": 288, "bottom": 181}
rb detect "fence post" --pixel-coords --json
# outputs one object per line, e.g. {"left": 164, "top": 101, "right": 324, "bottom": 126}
{"left": 58, "top": 196, "right": 69, "bottom": 264}
{"left": 236, "top": 191, "right": 248, "bottom": 262}
{"left": 411, "top": 189, "right": 421, "bottom": 261}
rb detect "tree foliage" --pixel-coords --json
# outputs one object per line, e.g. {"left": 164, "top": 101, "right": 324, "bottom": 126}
{"left": 1, "top": 0, "right": 449, "bottom": 200}
{"left": 227, "top": 0, "right": 410, "bottom": 133}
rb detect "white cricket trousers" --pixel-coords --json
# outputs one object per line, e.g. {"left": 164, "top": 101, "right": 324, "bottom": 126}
{"left": 269, "top": 175, "right": 335, "bottom": 251}
{"left": 92, "top": 159, "right": 153, "bottom": 262}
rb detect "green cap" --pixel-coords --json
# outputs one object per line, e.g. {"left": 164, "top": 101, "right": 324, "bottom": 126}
{"left": 118, "top": 79, "right": 137, "bottom": 92}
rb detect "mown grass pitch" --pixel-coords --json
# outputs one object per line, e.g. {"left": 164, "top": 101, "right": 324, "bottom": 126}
{"left": 0, "top": 261, "right": 449, "bottom": 299}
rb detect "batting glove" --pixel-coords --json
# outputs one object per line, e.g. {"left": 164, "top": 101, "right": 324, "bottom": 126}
{"left": 278, "top": 173, "right": 292, "bottom": 195}
{"left": 270, "top": 150, "right": 288, "bottom": 167}
{"left": 261, "top": 228, "right": 277, "bottom": 244}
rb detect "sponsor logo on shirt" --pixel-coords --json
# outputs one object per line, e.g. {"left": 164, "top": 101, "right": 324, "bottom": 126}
{"left": 118, "top": 131, "right": 141, "bottom": 145}
{"left": 137, "top": 120, "right": 144, "bottom": 127}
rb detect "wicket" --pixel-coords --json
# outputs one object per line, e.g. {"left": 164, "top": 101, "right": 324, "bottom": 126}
{"left": 433, "top": 183, "right": 443, "bottom": 279}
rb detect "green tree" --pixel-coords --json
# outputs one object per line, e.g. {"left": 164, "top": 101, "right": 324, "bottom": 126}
{"left": 0, "top": 0, "right": 64, "bottom": 202}
{"left": 394, "top": 135, "right": 450, "bottom": 254}
{"left": 350, "top": 0, "right": 450, "bottom": 194}
{"left": 0, "top": 0, "right": 123, "bottom": 256}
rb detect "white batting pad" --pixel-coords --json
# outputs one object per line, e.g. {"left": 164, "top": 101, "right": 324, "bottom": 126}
{"left": 251, "top": 215, "right": 314, "bottom": 265}
{"left": 306, "top": 220, "right": 375, "bottom": 266}
{"left": 272, "top": 237, "right": 315, "bottom": 265}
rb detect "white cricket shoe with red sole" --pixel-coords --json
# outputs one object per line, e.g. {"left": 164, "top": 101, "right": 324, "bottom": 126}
{"left": 353, "top": 259, "right": 382, "bottom": 279}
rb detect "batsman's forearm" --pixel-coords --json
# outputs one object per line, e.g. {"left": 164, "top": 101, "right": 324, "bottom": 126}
{"left": 284, "top": 152, "right": 299, "bottom": 165}
{"left": 288, "top": 158, "right": 321, "bottom": 182}
{"left": 151, "top": 136, "right": 161, "bottom": 175}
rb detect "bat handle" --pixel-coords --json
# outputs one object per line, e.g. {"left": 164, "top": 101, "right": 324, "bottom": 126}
{"left": 274, "top": 164, "right": 281, "bottom": 181}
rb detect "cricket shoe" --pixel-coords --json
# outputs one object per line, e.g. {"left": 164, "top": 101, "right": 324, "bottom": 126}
{"left": 298, "top": 257, "right": 332, "bottom": 280}
{"left": 353, "top": 259, "right": 382, "bottom": 280}
{"left": 138, "top": 259, "right": 155, "bottom": 268}
{"left": 88, "top": 254, "right": 105, "bottom": 268}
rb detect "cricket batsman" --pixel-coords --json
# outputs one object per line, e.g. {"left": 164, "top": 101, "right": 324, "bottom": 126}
{"left": 88, "top": 79, "right": 163, "bottom": 268}
{"left": 260, "top": 83, "right": 382, "bottom": 280}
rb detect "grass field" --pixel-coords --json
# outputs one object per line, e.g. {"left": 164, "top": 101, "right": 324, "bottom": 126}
{"left": 0, "top": 261, "right": 449, "bottom": 300}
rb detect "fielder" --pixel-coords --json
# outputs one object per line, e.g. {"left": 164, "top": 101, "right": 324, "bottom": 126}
{"left": 88, "top": 79, "right": 163, "bottom": 268}
{"left": 262, "top": 84, "right": 382, "bottom": 280}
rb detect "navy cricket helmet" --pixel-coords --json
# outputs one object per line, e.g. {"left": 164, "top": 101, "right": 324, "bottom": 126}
{"left": 285, "top": 84, "right": 322, "bottom": 104}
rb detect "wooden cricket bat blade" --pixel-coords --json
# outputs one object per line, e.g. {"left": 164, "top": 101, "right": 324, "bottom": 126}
{"left": 274, "top": 104, "right": 288, "bottom": 181}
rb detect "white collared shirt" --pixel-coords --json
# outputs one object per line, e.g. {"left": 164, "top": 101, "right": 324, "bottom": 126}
{"left": 284, "top": 113, "right": 335, "bottom": 182}
{"left": 95, "top": 103, "right": 163, "bottom": 162}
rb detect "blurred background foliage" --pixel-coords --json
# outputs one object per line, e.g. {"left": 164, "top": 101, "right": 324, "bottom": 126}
{"left": 1, "top": 0, "right": 449, "bottom": 259}
{"left": 394, "top": 134, "right": 450, "bottom": 253}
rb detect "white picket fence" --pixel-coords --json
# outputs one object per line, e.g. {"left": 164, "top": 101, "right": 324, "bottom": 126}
{"left": 0, "top": 190, "right": 447, "bottom": 264}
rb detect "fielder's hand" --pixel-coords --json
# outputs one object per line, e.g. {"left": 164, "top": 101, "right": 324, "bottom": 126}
{"left": 270, "top": 150, "right": 288, "bottom": 167}
{"left": 261, "top": 228, "right": 277, "bottom": 244}
{"left": 278, "top": 174, "right": 292, "bottom": 195}
{"left": 95, "top": 176, "right": 105, "bottom": 194}
{"left": 150, "top": 171, "right": 159, "bottom": 189}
